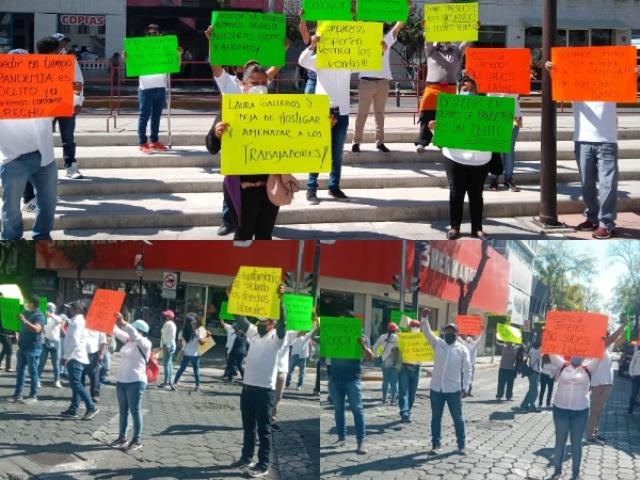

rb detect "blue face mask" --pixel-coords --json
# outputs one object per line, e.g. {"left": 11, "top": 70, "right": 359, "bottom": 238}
{"left": 570, "top": 357, "right": 584, "bottom": 367}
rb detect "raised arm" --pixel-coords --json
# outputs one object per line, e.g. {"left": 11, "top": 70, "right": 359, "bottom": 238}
{"left": 299, "top": 9, "right": 310, "bottom": 45}
{"left": 276, "top": 283, "right": 287, "bottom": 340}
{"left": 419, "top": 307, "right": 438, "bottom": 348}
{"left": 204, "top": 26, "right": 224, "bottom": 78}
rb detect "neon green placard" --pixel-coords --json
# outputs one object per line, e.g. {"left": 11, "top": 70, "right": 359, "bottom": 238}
{"left": 124, "top": 35, "right": 180, "bottom": 77}
{"left": 303, "top": 0, "right": 353, "bottom": 21}
{"left": 356, "top": 0, "right": 409, "bottom": 22}
{"left": 497, "top": 323, "right": 522, "bottom": 344}
{"left": 320, "top": 316, "right": 363, "bottom": 359}
{"left": 283, "top": 294, "right": 314, "bottom": 331}
{"left": 0, "top": 298, "right": 22, "bottom": 332}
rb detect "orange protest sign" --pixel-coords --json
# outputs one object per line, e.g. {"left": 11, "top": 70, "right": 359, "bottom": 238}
{"left": 85, "top": 289, "right": 127, "bottom": 334}
{"left": 465, "top": 48, "right": 531, "bottom": 94}
{"left": 551, "top": 46, "right": 638, "bottom": 102}
{"left": 456, "top": 315, "right": 483, "bottom": 336}
{"left": 541, "top": 310, "right": 608, "bottom": 359}
{"left": 0, "top": 54, "right": 75, "bottom": 119}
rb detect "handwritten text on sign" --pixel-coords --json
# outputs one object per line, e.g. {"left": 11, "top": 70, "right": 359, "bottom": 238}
{"left": 356, "top": 0, "right": 409, "bottom": 22}
{"left": 303, "top": 0, "right": 353, "bottom": 21}
{"left": 433, "top": 94, "right": 515, "bottom": 153}
{"left": 541, "top": 310, "right": 608, "bottom": 359}
{"left": 397, "top": 332, "right": 433, "bottom": 363}
{"left": 496, "top": 323, "right": 522, "bottom": 344}
{"left": 0, "top": 54, "right": 74, "bottom": 119}
{"left": 0, "top": 298, "right": 22, "bottom": 332}
{"left": 124, "top": 35, "right": 180, "bottom": 77}
{"left": 456, "top": 315, "right": 483, "bottom": 336}
{"left": 210, "top": 12, "right": 285, "bottom": 68}
{"left": 551, "top": 46, "right": 638, "bottom": 103}
{"left": 466, "top": 48, "right": 531, "bottom": 94}
{"left": 317, "top": 21, "right": 383, "bottom": 71}
{"left": 85, "top": 289, "right": 127, "bottom": 335}
{"left": 320, "top": 316, "right": 362, "bottom": 359}
{"left": 221, "top": 94, "right": 332, "bottom": 175}
{"left": 424, "top": 2, "right": 479, "bottom": 42}
{"left": 283, "top": 293, "right": 314, "bottom": 331}
{"left": 227, "top": 266, "right": 282, "bottom": 319}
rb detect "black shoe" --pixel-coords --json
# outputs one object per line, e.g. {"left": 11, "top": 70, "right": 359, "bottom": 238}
{"left": 60, "top": 409, "right": 79, "bottom": 418}
{"left": 329, "top": 188, "right": 349, "bottom": 201}
{"left": 456, "top": 447, "right": 466, "bottom": 455}
{"left": 428, "top": 445, "right": 441, "bottom": 455}
{"left": 92, "top": 396, "right": 100, "bottom": 404}
{"left": 351, "top": 143, "right": 360, "bottom": 153}
{"left": 376, "top": 143, "right": 391, "bottom": 153}
{"left": 306, "top": 190, "right": 320, "bottom": 205}
{"left": 271, "top": 423, "right": 281, "bottom": 432}
{"left": 217, "top": 223, "right": 234, "bottom": 236}
{"left": 110, "top": 437, "right": 128, "bottom": 448}
{"left": 489, "top": 181, "right": 499, "bottom": 191}
{"left": 82, "top": 408, "right": 99, "bottom": 420}
{"left": 247, "top": 465, "right": 269, "bottom": 478}
{"left": 231, "top": 457, "right": 255, "bottom": 469}
{"left": 124, "top": 440, "right": 142, "bottom": 452}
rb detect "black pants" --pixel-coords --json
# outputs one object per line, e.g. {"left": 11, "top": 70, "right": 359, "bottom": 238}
{"left": 444, "top": 158, "right": 490, "bottom": 232}
{"left": 240, "top": 385, "right": 275, "bottom": 469}
{"left": 54, "top": 115, "right": 77, "bottom": 167}
{"left": 225, "top": 352, "right": 245, "bottom": 380}
{"left": 416, "top": 110, "right": 436, "bottom": 147}
{"left": 539, "top": 372, "right": 554, "bottom": 406}
{"left": 224, "top": 185, "right": 279, "bottom": 240}
{"left": 81, "top": 352, "right": 101, "bottom": 399}
{"left": 23, "top": 182, "right": 35, "bottom": 204}
{"left": 496, "top": 368, "right": 516, "bottom": 400}
{"left": 628, "top": 376, "right": 640, "bottom": 414}
{"left": 0, "top": 335, "right": 13, "bottom": 370}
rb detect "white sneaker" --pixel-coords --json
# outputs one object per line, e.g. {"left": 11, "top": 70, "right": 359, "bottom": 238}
{"left": 54, "top": 381, "right": 62, "bottom": 388}
{"left": 65, "top": 164, "right": 83, "bottom": 179}
{"left": 21, "top": 198, "right": 37, "bottom": 213}
{"left": 416, "top": 145, "right": 426, "bottom": 153}
{"left": 37, "top": 381, "right": 41, "bottom": 388}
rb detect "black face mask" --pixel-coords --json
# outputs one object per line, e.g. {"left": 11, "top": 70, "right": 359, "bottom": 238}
{"left": 532, "top": 341, "right": 541, "bottom": 349}
{"left": 444, "top": 333, "right": 457, "bottom": 345}
{"left": 257, "top": 324, "right": 269, "bottom": 336}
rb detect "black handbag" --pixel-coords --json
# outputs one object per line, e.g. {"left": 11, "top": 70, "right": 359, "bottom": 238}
{"left": 488, "top": 152, "right": 504, "bottom": 176}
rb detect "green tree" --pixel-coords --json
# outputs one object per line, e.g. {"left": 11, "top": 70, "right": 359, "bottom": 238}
{"left": 607, "top": 241, "right": 640, "bottom": 321}
{"left": 54, "top": 242, "right": 96, "bottom": 298}
{"left": 393, "top": 5, "right": 424, "bottom": 72}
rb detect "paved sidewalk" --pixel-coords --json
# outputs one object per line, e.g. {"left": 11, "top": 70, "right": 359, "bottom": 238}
{"left": 319, "top": 363, "right": 640, "bottom": 480}
{"left": 0, "top": 352, "right": 319, "bottom": 480}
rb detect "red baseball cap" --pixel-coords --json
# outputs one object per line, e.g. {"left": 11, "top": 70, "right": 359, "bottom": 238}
{"left": 161, "top": 309, "right": 175, "bottom": 319}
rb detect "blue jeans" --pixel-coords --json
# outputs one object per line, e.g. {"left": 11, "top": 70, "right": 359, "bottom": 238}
{"left": 162, "top": 345, "right": 175, "bottom": 385}
{"left": 430, "top": 390, "right": 465, "bottom": 449}
{"left": 381, "top": 366, "right": 399, "bottom": 402}
{"left": 116, "top": 381, "right": 147, "bottom": 442}
{"left": 66, "top": 359, "right": 95, "bottom": 413}
{"left": 328, "top": 377, "right": 366, "bottom": 442}
{"left": 492, "top": 125, "right": 519, "bottom": 182}
{"left": 521, "top": 371, "right": 540, "bottom": 410}
{"left": 307, "top": 114, "right": 349, "bottom": 191}
{"left": 173, "top": 354, "right": 200, "bottom": 386}
{"left": 14, "top": 347, "right": 42, "bottom": 398}
{"left": 574, "top": 141, "right": 619, "bottom": 230}
{"left": 0, "top": 151, "right": 57, "bottom": 240}
{"left": 304, "top": 77, "right": 317, "bottom": 94}
{"left": 54, "top": 115, "right": 77, "bottom": 167}
{"left": 398, "top": 364, "right": 420, "bottom": 419}
{"left": 138, "top": 87, "right": 166, "bottom": 144}
{"left": 38, "top": 339, "right": 60, "bottom": 382}
{"left": 286, "top": 355, "right": 307, "bottom": 388}
{"left": 222, "top": 200, "right": 233, "bottom": 227}
{"left": 552, "top": 406, "right": 589, "bottom": 474}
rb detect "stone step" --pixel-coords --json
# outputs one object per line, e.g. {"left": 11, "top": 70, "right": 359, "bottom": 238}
{"left": 55, "top": 140, "right": 640, "bottom": 169}
{"left": 52, "top": 159, "right": 640, "bottom": 196}
{"left": 14, "top": 180, "right": 640, "bottom": 233}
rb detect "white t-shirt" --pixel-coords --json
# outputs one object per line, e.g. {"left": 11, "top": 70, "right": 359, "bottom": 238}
{"left": 139, "top": 74, "right": 168, "bottom": 90}
{"left": 590, "top": 345, "right": 614, "bottom": 387}
{"left": 291, "top": 331, "right": 315, "bottom": 359}
{"left": 0, "top": 118, "right": 55, "bottom": 166}
{"left": 179, "top": 326, "right": 207, "bottom": 357}
{"left": 299, "top": 48, "right": 351, "bottom": 116}
{"left": 443, "top": 148, "right": 492, "bottom": 166}
{"left": 73, "top": 58, "right": 84, "bottom": 106}
{"left": 243, "top": 324, "right": 287, "bottom": 390}
{"left": 63, "top": 314, "right": 89, "bottom": 364}
{"left": 44, "top": 313, "right": 63, "bottom": 342}
{"left": 572, "top": 102, "right": 618, "bottom": 144}
{"left": 277, "top": 331, "right": 298, "bottom": 374}
{"left": 358, "top": 31, "right": 397, "bottom": 80}
{"left": 550, "top": 355, "right": 599, "bottom": 410}
{"left": 113, "top": 324, "right": 152, "bottom": 384}
{"left": 160, "top": 320, "right": 177, "bottom": 349}
{"left": 214, "top": 70, "right": 242, "bottom": 95}
{"left": 487, "top": 93, "right": 522, "bottom": 118}
{"left": 223, "top": 323, "right": 237, "bottom": 353}
{"left": 85, "top": 329, "right": 106, "bottom": 355}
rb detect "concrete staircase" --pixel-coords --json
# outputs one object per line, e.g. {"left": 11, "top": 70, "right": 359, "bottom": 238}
{"left": 11, "top": 129, "right": 640, "bottom": 237}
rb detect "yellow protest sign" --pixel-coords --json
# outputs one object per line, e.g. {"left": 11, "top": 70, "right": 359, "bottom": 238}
{"left": 316, "top": 21, "right": 383, "bottom": 70}
{"left": 221, "top": 94, "right": 332, "bottom": 175}
{"left": 397, "top": 332, "right": 433, "bottom": 363}
{"left": 228, "top": 266, "right": 282, "bottom": 318}
{"left": 424, "top": 2, "right": 479, "bottom": 42}
{"left": 197, "top": 334, "right": 216, "bottom": 356}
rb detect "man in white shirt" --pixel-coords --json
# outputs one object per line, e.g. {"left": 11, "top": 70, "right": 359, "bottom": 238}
{"left": 0, "top": 39, "right": 59, "bottom": 240}
{"left": 299, "top": 35, "right": 352, "bottom": 204}
{"left": 82, "top": 327, "right": 108, "bottom": 403}
{"left": 421, "top": 309, "right": 471, "bottom": 455}
{"left": 286, "top": 325, "right": 318, "bottom": 390}
{"left": 61, "top": 301, "right": 98, "bottom": 419}
{"left": 38, "top": 302, "right": 64, "bottom": 388}
{"left": 352, "top": 21, "right": 404, "bottom": 154}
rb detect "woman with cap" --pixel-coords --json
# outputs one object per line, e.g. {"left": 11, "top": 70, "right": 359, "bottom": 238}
{"left": 171, "top": 313, "right": 211, "bottom": 391}
{"left": 111, "top": 312, "right": 152, "bottom": 452}
{"left": 372, "top": 322, "right": 401, "bottom": 405}
{"left": 38, "top": 302, "right": 64, "bottom": 388}
{"left": 159, "top": 310, "right": 177, "bottom": 387}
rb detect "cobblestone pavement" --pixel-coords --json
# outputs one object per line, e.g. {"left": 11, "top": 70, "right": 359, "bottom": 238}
{"left": 0, "top": 351, "right": 319, "bottom": 480}
{"left": 320, "top": 363, "right": 640, "bottom": 480}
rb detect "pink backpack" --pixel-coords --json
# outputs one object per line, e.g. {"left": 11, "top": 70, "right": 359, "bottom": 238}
{"left": 267, "top": 174, "right": 300, "bottom": 206}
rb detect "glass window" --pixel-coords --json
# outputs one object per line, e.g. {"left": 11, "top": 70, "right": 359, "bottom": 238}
{"left": 569, "top": 30, "right": 588, "bottom": 46}
{"left": 0, "top": 13, "right": 12, "bottom": 52}
{"left": 318, "top": 290, "right": 354, "bottom": 318}
{"left": 477, "top": 26, "right": 507, "bottom": 48}
{"left": 557, "top": 29, "right": 568, "bottom": 47}
{"left": 591, "top": 29, "right": 613, "bottom": 46}
{"left": 205, "top": 285, "right": 229, "bottom": 335}
{"left": 185, "top": 285, "right": 207, "bottom": 326}
{"left": 525, "top": 27, "right": 542, "bottom": 51}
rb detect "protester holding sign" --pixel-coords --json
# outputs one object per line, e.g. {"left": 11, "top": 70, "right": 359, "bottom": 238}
{"left": 495, "top": 339, "right": 518, "bottom": 401}
{"left": 38, "top": 302, "right": 64, "bottom": 388}
{"left": 299, "top": 34, "right": 352, "bottom": 204}
{"left": 111, "top": 313, "right": 152, "bottom": 452}
{"left": 171, "top": 313, "right": 210, "bottom": 392}
{"left": 428, "top": 77, "right": 491, "bottom": 240}
{"left": 398, "top": 319, "right": 424, "bottom": 421}
{"left": 287, "top": 318, "right": 319, "bottom": 390}
{"left": 547, "top": 354, "right": 600, "bottom": 480}
{"left": 159, "top": 310, "right": 177, "bottom": 387}
{"left": 372, "top": 322, "right": 401, "bottom": 405}
{"left": 462, "top": 335, "right": 481, "bottom": 395}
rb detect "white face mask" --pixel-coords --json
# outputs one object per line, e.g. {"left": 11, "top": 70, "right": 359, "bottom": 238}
{"left": 411, "top": 328, "right": 420, "bottom": 333}
{"left": 460, "top": 90, "right": 473, "bottom": 96}
{"left": 248, "top": 85, "right": 268, "bottom": 95}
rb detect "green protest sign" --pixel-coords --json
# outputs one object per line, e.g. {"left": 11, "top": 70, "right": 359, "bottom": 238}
{"left": 625, "top": 320, "right": 633, "bottom": 342}
{"left": 0, "top": 298, "right": 22, "bottom": 332}
{"left": 433, "top": 94, "right": 516, "bottom": 153}
{"left": 39, "top": 297, "right": 47, "bottom": 314}
{"left": 356, "top": 0, "right": 409, "bottom": 22}
{"left": 124, "top": 35, "right": 180, "bottom": 77}
{"left": 219, "top": 301, "right": 236, "bottom": 321}
{"left": 497, "top": 323, "right": 522, "bottom": 344}
{"left": 283, "top": 294, "right": 314, "bottom": 331}
{"left": 303, "top": 0, "right": 353, "bottom": 21}
{"left": 210, "top": 12, "right": 285, "bottom": 68}
{"left": 320, "top": 316, "right": 363, "bottom": 360}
